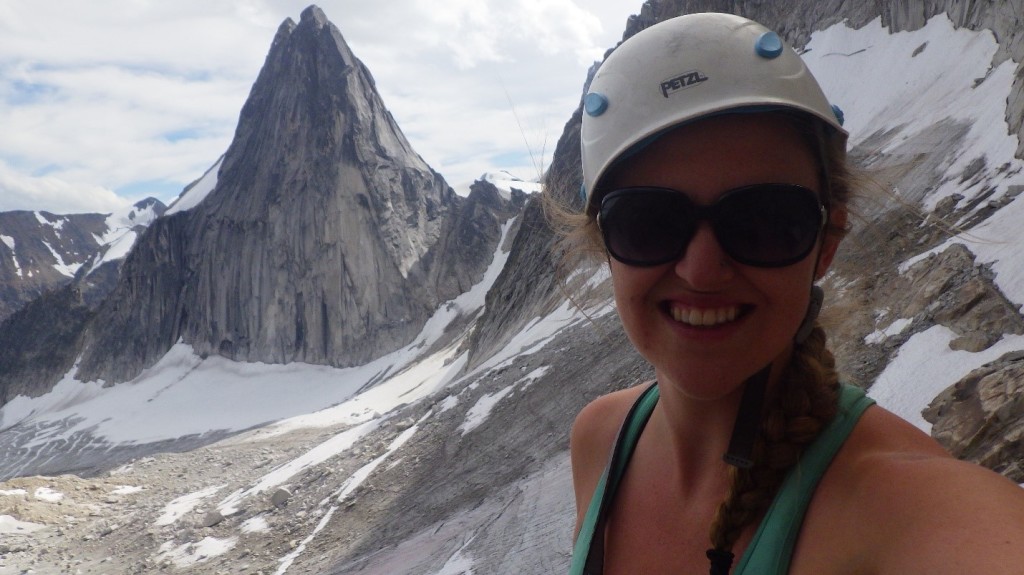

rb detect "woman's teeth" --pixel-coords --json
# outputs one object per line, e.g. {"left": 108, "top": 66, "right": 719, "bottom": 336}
{"left": 670, "top": 305, "right": 739, "bottom": 327}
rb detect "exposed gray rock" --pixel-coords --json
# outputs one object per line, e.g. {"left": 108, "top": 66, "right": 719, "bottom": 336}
{"left": 904, "top": 244, "right": 1024, "bottom": 348}
{"left": 200, "top": 510, "right": 224, "bottom": 528}
{"left": 825, "top": 234, "right": 1024, "bottom": 388}
{"left": 271, "top": 487, "right": 292, "bottom": 508}
{"left": 320, "top": 310, "right": 647, "bottom": 574}
{"left": 465, "top": 106, "right": 584, "bottom": 370}
{"left": 66, "top": 6, "right": 521, "bottom": 385}
{"left": 924, "top": 351, "right": 1024, "bottom": 482}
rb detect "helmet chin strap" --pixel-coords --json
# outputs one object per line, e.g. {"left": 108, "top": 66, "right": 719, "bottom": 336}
{"left": 794, "top": 285, "right": 825, "bottom": 346}
{"left": 722, "top": 363, "right": 772, "bottom": 469}
{"left": 708, "top": 285, "right": 824, "bottom": 575}
{"left": 723, "top": 284, "right": 823, "bottom": 469}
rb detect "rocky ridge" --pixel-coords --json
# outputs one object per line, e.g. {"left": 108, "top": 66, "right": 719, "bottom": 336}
{"left": 0, "top": 198, "right": 165, "bottom": 323}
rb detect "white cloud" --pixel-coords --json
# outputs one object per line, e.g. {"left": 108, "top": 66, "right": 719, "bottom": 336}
{"left": 0, "top": 0, "right": 642, "bottom": 213}
{"left": 0, "top": 160, "right": 129, "bottom": 214}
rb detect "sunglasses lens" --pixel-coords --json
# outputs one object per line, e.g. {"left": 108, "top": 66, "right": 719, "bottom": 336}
{"left": 599, "top": 185, "right": 823, "bottom": 267}
{"left": 715, "top": 186, "right": 823, "bottom": 267}
{"left": 600, "top": 191, "right": 692, "bottom": 266}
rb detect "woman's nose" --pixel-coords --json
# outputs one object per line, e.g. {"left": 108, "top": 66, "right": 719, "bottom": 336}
{"left": 673, "top": 222, "right": 735, "bottom": 287}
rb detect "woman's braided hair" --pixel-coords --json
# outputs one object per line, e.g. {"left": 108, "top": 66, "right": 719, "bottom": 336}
{"left": 706, "top": 114, "right": 852, "bottom": 564}
{"left": 707, "top": 324, "right": 841, "bottom": 557}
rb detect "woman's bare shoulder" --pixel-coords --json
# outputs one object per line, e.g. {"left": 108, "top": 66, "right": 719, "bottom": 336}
{"left": 831, "top": 404, "right": 1024, "bottom": 572}
{"left": 570, "top": 384, "right": 651, "bottom": 460}
{"left": 569, "top": 383, "right": 652, "bottom": 531}
{"left": 572, "top": 384, "right": 650, "bottom": 426}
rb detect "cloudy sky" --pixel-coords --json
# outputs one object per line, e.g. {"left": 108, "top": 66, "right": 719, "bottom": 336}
{"left": 0, "top": 0, "right": 643, "bottom": 214}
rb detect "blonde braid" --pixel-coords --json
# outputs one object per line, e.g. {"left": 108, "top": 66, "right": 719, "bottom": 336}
{"left": 708, "top": 325, "right": 840, "bottom": 559}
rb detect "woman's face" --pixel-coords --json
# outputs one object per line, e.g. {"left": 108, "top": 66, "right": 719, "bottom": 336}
{"left": 602, "top": 113, "right": 843, "bottom": 399}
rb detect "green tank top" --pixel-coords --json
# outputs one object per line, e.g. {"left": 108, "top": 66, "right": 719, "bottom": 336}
{"left": 570, "top": 383, "right": 875, "bottom": 574}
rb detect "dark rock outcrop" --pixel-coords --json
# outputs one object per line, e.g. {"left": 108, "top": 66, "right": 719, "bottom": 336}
{"left": 0, "top": 286, "right": 94, "bottom": 405}
{"left": 902, "top": 244, "right": 1024, "bottom": 352}
{"left": 464, "top": 106, "right": 588, "bottom": 369}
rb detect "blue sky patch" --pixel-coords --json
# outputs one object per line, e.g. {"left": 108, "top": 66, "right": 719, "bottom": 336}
{"left": 5, "top": 79, "right": 60, "bottom": 105}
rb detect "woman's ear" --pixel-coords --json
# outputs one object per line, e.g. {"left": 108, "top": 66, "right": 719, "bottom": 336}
{"left": 816, "top": 207, "right": 847, "bottom": 279}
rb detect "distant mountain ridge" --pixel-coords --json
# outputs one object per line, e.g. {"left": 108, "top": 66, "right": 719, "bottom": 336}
{"left": 0, "top": 5, "right": 523, "bottom": 399}
{"left": 0, "top": 197, "right": 166, "bottom": 322}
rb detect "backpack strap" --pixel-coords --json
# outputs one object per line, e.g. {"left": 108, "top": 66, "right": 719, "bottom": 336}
{"left": 570, "top": 382, "right": 660, "bottom": 575}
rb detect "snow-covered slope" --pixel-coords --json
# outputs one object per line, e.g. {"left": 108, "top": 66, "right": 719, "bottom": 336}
{"left": 0, "top": 211, "right": 615, "bottom": 573}
{"left": 0, "top": 216, "right": 519, "bottom": 456}
{"left": 86, "top": 198, "right": 165, "bottom": 275}
{"left": 802, "top": 14, "right": 1024, "bottom": 426}
{"left": 480, "top": 170, "right": 542, "bottom": 199}
{"left": 164, "top": 157, "right": 223, "bottom": 216}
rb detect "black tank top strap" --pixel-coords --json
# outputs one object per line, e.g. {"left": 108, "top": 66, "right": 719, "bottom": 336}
{"left": 570, "top": 382, "right": 660, "bottom": 575}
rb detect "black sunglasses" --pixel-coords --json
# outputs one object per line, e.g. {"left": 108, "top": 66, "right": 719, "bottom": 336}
{"left": 597, "top": 184, "right": 827, "bottom": 268}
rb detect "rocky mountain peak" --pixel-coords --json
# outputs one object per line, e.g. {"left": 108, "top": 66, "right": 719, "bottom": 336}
{"left": 271, "top": 16, "right": 297, "bottom": 46}
{"left": 130, "top": 197, "right": 164, "bottom": 214}
{"left": 57, "top": 6, "right": 520, "bottom": 385}
{"left": 300, "top": 4, "right": 330, "bottom": 27}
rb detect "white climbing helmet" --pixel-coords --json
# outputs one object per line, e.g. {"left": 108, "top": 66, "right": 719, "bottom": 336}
{"left": 580, "top": 12, "right": 847, "bottom": 203}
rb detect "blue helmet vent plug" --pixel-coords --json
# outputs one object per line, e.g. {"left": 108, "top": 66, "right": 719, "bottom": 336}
{"left": 755, "top": 31, "right": 783, "bottom": 59}
{"left": 584, "top": 93, "right": 609, "bottom": 117}
{"left": 831, "top": 104, "right": 845, "bottom": 126}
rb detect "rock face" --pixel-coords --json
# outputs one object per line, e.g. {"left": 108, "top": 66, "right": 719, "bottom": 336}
{"left": 68, "top": 6, "right": 519, "bottom": 384}
{"left": 924, "top": 352, "right": 1024, "bottom": 482}
{"left": 0, "top": 286, "right": 93, "bottom": 405}
{"left": 903, "top": 244, "right": 1024, "bottom": 351}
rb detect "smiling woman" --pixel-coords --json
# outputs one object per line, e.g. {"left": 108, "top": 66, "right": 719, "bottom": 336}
{"left": 546, "top": 12, "right": 1024, "bottom": 575}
